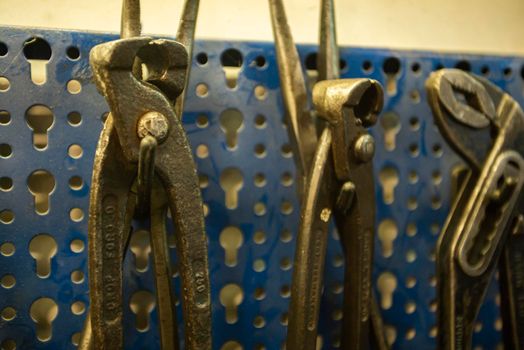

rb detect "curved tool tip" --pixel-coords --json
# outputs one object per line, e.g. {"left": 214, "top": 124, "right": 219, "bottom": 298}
{"left": 312, "top": 78, "right": 384, "bottom": 126}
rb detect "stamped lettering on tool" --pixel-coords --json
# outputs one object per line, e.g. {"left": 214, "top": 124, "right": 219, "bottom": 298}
{"left": 102, "top": 194, "right": 120, "bottom": 319}
{"left": 359, "top": 229, "right": 372, "bottom": 322}
{"left": 307, "top": 228, "right": 325, "bottom": 331}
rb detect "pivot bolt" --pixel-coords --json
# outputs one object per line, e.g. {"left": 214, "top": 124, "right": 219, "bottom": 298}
{"left": 137, "top": 111, "right": 169, "bottom": 142}
{"left": 354, "top": 134, "right": 375, "bottom": 163}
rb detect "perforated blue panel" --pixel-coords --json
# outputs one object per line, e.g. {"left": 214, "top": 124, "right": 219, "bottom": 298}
{"left": 0, "top": 26, "right": 523, "bottom": 349}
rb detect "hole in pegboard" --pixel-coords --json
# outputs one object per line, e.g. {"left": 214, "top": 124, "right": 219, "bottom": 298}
{"left": 1, "top": 274, "right": 16, "bottom": 289}
{"left": 23, "top": 37, "right": 51, "bottom": 85}
{"left": 221, "top": 341, "right": 243, "bottom": 350}
{"left": 0, "top": 110, "right": 10, "bottom": 124}
{"left": 411, "top": 62, "right": 421, "bottom": 74}
{"left": 69, "top": 208, "right": 84, "bottom": 222}
{"left": 220, "top": 226, "right": 243, "bottom": 267}
{"left": 0, "top": 143, "right": 12, "bottom": 158}
{"left": 1, "top": 306, "right": 16, "bottom": 321}
{"left": 220, "top": 167, "right": 244, "bottom": 210}
{"left": 383, "top": 56, "right": 401, "bottom": 95}
{"left": 378, "top": 166, "right": 398, "bottom": 205}
{"left": 69, "top": 239, "right": 84, "bottom": 253}
{"left": 220, "top": 284, "right": 244, "bottom": 324}
{"left": 29, "top": 234, "right": 57, "bottom": 278}
{"left": 66, "top": 46, "right": 80, "bottom": 60}
{"left": 0, "top": 176, "right": 13, "bottom": 191}
{"left": 27, "top": 170, "right": 55, "bottom": 215}
{"left": 253, "top": 55, "right": 267, "bottom": 68}
{"left": 196, "top": 83, "right": 209, "bottom": 97}
{"left": 26, "top": 104, "right": 54, "bottom": 150}
{"left": 0, "top": 42, "right": 7, "bottom": 57}
{"left": 68, "top": 144, "right": 83, "bottom": 159}
{"left": 377, "top": 272, "right": 397, "bottom": 310}
{"left": 67, "top": 79, "right": 81, "bottom": 94}
{"left": 253, "top": 231, "right": 266, "bottom": 245}
{"left": 0, "top": 242, "right": 15, "bottom": 256}
{"left": 0, "top": 210, "right": 14, "bottom": 224}
{"left": 380, "top": 112, "right": 401, "bottom": 151}
{"left": 455, "top": 60, "right": 471, "bottom": 72}
{"left": 253, "top": 258, "right": 266, "bottom": 272}
{"left": 67, "top": 111, "right": 81, "bottom": 126}
{"left": 70, "top": 301, "right": 85, "bottom": 315}
{"left": 362, "top": 60, "right": 373, "bottom": 73}
{"left": 219, "top": 108, "right": 244, "bottom": 149}
{"left": 378, "top": 219, "right": 398, "bottom": 258}
{"left": 196, "top": 52, "right": 208, "bottom": 65}
{"left": 68, "top": 175, "right": 83, "bottom": 191}
{"left": 503, "top": 67, "right": 512, "bottom": 78}
{"left": 130, "top": 230, "right": 151, "bottom": 273}
{"left": 0, "top": 77, "right": 10, "bottom": 91}
{"left": 130, "top": 290, "right": 156, "bottom": 332}
{"left": 221, "top": 48, "right": 243, "bottom": 88}
{"left": 254, "top": 85, "right": 267, "bottom": 100}
{"left": 30, "top": 297, "right": 58, "bottom": 342}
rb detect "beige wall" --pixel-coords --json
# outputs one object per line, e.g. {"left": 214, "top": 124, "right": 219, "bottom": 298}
{"left": 0, "top": 0, "right": 523, "bottom": 56}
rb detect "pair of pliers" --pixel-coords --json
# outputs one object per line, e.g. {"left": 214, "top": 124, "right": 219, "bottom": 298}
{"left": 426, "top": 69, "right": 524, "bottom": 349}
{"left": 79, "top": 0, "right": 210, "bottom": 349}
{"left": 269, "top": 0, "right": 387, "bottom": 349}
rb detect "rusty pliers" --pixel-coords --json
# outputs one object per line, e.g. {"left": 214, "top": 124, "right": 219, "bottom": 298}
{"left": 269, "top": 1, "right": 387, "bottom": 349}
{"left": 79, "top": 0, "right": 210, "bottom": 349}
{"left": 426, "top": 69, "right": 524, "bottom": 349}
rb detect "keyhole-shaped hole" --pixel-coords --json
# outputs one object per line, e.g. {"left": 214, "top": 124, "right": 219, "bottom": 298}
{"left": 221, "top": 48, "right": 243, "bottom": 88}
{"left": 377, "top": 272, "right": 397, "bottom": 310}
{"left": 220, "top": 284, "right": 244, "bottom": 324}
{"left": 26, "top": 105, "right": 54, "bottom": 150}
{"left": 219, "top": 109, "right": 244, "bottom": 150}
{"left": 380, "top": 112, "right": 401, "bottom": 151}
{"left": 378, "top": 219, "right": 398, "bottom": 258}
{"left": 129, "top": 230, "right": 151, "bottom": 272}
{"left": 29, "top": 234, "right": 57, "bottom": 278}
{"left": 30, "top": 297, "right": 58, "bottom": 342}
{"left": 219, "top": 226, "right": 243, "bottom": 267}
{"left": 383, "top": 57, "right": 401, "bottom": 95}
{"left": 27, "top": 170, "right": 55, "bottom": 215}
{"left": 130, "top": 290, "right": 156, "bottom": 332}
{"left": 220, "top": 168, "right": 244, "bottom": 209}
{"left": 378, "top": 167, "right": 399, "bottom": 205}
{"left": 23, "top": 37, "right": 52, "bottom": 85}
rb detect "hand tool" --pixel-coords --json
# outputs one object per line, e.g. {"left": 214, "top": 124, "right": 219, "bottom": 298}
{"left": 269, "top": 1, "right": 387, "bottom": 349}
{"left": 425, "top": 68, "right": 524, "bottom": 350}
{"left": 79, "top": 0, "right": 210, "bottom": 349}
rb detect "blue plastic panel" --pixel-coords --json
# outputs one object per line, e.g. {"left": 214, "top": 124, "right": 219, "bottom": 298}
{"left": 1, "top": 26, "right": 523, "bottom": 349}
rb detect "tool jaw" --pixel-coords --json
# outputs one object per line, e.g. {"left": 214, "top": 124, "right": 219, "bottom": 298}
{"left": 89, "top": 37, "right": 188, "bottom": 162}
{"left": 426, "top": 69, "right": 503, "bottom": 171}
{"left": 427, "top": 68, "right": 524, "bottom": 350}
{"left": 312, "top": 78, "right": 383, "bottom": 181}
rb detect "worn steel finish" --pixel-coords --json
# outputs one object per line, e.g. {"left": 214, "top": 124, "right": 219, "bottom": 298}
{"left": 426, "top": 69, "right": 524, "bottom": 350}
{"left": 270, "top": 1, "right": 386, "bottom": 349}
{"left": 500, "top": 213, "right": 524, "bottom": 349}
{"left": 268, "top": 0, "right": 317, "bottom": 193}
{"left": 83, "top": 1, "right": 210, "bottom": 349}
{"left": 312, "top": 79, "right": 383, "bottom": 350}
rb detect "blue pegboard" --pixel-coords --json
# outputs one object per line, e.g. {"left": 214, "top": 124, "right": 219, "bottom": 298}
{"left": 1, "top": 26, "right": 523, "bottom": 349}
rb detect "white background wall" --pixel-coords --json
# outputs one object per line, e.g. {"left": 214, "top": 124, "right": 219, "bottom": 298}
{"left": 0, "top": 0, "right": 523, "bottom": 56}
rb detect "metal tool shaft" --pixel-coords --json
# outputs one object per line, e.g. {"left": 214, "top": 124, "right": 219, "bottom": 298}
{"left": 174, "top": 0, "right": 200, "bottom": 120}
